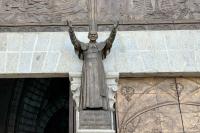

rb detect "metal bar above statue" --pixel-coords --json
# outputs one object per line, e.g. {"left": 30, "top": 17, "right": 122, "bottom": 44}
{"left": 88, "top": 0, "right": 98, "bottom": 33}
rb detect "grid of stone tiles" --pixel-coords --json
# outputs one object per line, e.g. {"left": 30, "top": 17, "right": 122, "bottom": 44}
{"left": 0, "top": 31, "right": 199, "bottom": 76}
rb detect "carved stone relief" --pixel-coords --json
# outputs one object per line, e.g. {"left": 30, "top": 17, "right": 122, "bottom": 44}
{"left": 0, "top": 0, "right": 200, "bottom": 31}
{"left": 176, "top": 78, "right": 200, "bottom": 132}
{"left": 117, "top": 78, "right": 200, "bottom": 132}
{"left": 0, "top": 0, "right": 88, "bottom": 24}
{"left": 117, "top": 78, "right": 183, "bottom": 133}
{"left": 97, "top": 0, "right": 200, "bottom": 23}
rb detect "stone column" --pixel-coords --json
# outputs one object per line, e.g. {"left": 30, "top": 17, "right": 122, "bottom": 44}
{"left": 69, "top": 72, "right": 119, "bottom": 133}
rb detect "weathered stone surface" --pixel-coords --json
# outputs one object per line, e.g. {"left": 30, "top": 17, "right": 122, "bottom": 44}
{"left": 0, "top": 0, "right": 88, "bottom": 25}
{"left": 97, "top": 0, "right": 200, "bottom": 23}
{"left": 0, "top": 0, "right": 200, "bottom": 31}
{"left": 117, "top": 78, "right": 183, "bottom": 133}
{"left": 0, "top": 31, "right": 199, "bottom": 77}
{"left": 117, "top": 78, "right": 200, "bottom": 132}
{"left": 79, "top": 110, "right": 112, "bottom": 129}
{"left": 176, "top": 78, "right": 200, "bottom": 132}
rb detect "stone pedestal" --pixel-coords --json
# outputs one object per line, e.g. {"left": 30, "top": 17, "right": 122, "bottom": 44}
{"left": 69, "top": 72, "right": 119, "bottom": 133}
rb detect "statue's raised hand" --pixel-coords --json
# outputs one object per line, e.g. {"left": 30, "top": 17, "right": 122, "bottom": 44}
{"left": 113, "top": 21, "right": 119, "bottom": 29}
{"left": 67, "top": 20, "right": 73, "bottom": 28}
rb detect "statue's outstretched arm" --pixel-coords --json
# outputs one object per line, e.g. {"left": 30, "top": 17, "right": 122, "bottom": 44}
{"left": 101, "top": 22, "right": 119, "bottom": 59}
{"left": 105, "top": 21, "right": 119, "bottom": 49}
{"left": 67, "top": 21, "right": 82, "bottom": 50}
{"left": 67, "top": 21, "right": 85, "bottom": 59}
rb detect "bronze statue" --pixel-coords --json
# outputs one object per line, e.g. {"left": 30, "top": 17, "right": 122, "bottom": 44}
{"left": 67, "top": 21, "right": 118, "bottom": 110}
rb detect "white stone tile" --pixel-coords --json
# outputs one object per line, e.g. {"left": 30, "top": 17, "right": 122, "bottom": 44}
{"left": 154, "top": 51, "right": 170, "bottom": 72}
{"left": 0, "top": 53, "right": 6, "bottom": 72}
{"left": 31, "top": 52, "right": 46, "bottom": 72}
{"left": 195, "top": 50, "right": 200, "bottom": 71}
{"left": 103, "top": 51, "right": 118, "bottom": 72}
{"left": 133, "top": 32, "right": 153, "bottom": 50}
{"left": 116, "top": 52, "right": 145, "bottom": 73}
{"left": 140, "top": 51, "right": 156, "bottom": 72}
{"left": 165, "top": 31, "right": 181, "bottom": 50}
{"left": 76, "top": 32, "right": 90, "bottom": 43}
{"left": 0, "top": 31, "right": 199, "bottom": 75}
{"left": 21, "top": 33, "right": 37, "bottom": 51}
{"left": 97, "top": 32, "right": 110, "bottom": 42}
{"left": 193, "top": 31, "right": 200, "bottom": 50}
{"left": 7, "top": 33, "right": 23, "bottom": 51}
{"left": 57, "top": 50, "right": 82, "bottom": 72}
{"left": 35, "top": 33, "right": 51, "bottom": 51}
{"left": 168, "top": 51, "right": 196, "bottom": 72}
{"left": 0, "top": 34, "right": 7, "bottom": 51}
{"left": 178, "top": 31, "right": 195, "bottom": 50}
{"left": 6, "top": 53, "right": 19, "bottom": 72}
{"left": 49, "top": 32, "right": 67, "bottom": 51}
{"left": 18, "top": 53, "right": 32, "bottom": 73}
{"left": 118, "top": 33, "right": 138, "bottom": 52}
{"left": 151, "top": 31, "right": 167, "bottom": 50}
{"left": 43, "top": 52, "right": 60, "bottom": 72}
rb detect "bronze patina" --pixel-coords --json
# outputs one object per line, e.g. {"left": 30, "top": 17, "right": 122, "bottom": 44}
{"left": 67, "top": 21, "right": 118, "bottom": 110}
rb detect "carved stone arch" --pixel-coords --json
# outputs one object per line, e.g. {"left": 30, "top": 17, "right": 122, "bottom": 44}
{"left": 36, "top": 97, "right": 68, "bottom": 133}
{"left": 6, "top": 78, "right": 71, "bottom": 133}
{"left": 6, "top": 79, "right": 25, "bottom": 133}
{"left": 14, "top": 79, "right": 51, "bottom": 133}
{"left": 120, "top": 102, "right": 179, "bottom": 133}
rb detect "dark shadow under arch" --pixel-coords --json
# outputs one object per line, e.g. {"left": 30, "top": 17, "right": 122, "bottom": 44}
{"left": 5, "top": 78, "right": 74, "bottom": 133}
{"left": 44, "top": 108, "right": 68, "bottom": 133}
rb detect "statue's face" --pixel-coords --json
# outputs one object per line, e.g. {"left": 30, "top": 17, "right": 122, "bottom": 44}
{"left": 88, "top": 33, "right": 98, "bottom": 42}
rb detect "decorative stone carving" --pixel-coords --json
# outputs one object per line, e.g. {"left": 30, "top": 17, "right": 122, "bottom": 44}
{"left": 0, "top": 0, "right": 88, "bottom": 24}
{"left": 107, "top": 73, "right": 119, "bottom": 111}
{"left": 69, "top": 73, "right": 81, "bottom": 110}
{"left": 120, "top": 86, "right": 135, "bottom": 102}
{"left": 116, "top": 78, "right": 200, "bottom": 133}
{"left": 69, "top": 72, "right": 119, "bottom": 111}
{"left": 117, "top": 78, "right": 182, "bottom": 133}
{"left": 0, "top": 0, "right": 200, "bottom": 30}
{"left": 95, "top": 0, "right": 200, "bottom": 25}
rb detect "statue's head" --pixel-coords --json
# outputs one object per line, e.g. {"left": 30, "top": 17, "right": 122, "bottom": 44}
{"left": 88, "top": 31, "right": 98, "bottom": 42}
{"left": 88, "top": 20, "right": 98, "bottom": 42}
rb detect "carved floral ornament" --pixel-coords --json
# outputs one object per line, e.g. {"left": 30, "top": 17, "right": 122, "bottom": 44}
{"left": 120, "top": 85, "right": 135, "bottom": 102}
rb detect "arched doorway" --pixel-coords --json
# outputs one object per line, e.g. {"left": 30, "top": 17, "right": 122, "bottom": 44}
{"left": 44, "top": 108, "right": 68, "bottom": 133}
{"left": 6, "top": 78, "right": 74, "bottom": 133}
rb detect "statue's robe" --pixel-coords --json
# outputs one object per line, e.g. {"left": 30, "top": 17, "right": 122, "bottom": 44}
{"left": 78, "top": 42, "right": 112, "bottom": 110}
{"left": 69, "top": 27, "right": 116, "bottom": 110}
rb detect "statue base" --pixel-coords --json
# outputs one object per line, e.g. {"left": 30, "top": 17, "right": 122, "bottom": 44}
{"left": 77, "top": 110, "right": 115, "bottom": 133}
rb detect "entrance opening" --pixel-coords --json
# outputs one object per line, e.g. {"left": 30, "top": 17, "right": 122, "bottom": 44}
{"left": 44, "top": 108, "right": 68, "bottom": 133}
{"left": 2, "top": 78, "right": 74, "bottom": 133}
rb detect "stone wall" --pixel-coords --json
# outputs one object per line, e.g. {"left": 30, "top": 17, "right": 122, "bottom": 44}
{"left": 0, "top": 0, "right": 200, "bottom": 31}
{"left": 117, "top": 78, "right": 200, "bottom": 133}
{"left": 0, "top": 30, "right": 199, "bottom": 77}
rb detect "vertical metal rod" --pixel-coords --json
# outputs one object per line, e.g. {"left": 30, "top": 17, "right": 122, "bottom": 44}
{"left": 88, "top": 0, "right": 97, "bottom": 22}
